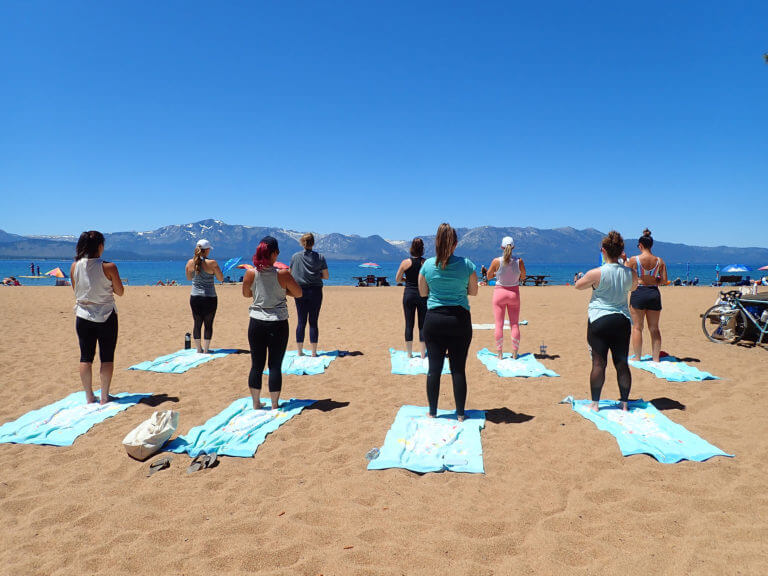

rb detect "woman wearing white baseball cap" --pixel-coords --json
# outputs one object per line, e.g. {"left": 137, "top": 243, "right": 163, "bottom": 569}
{"left": 185, "top": 238, "right": 224, "bottom": 353}
{"left": 486, "top": 236, "right": 526, "bottom": 359}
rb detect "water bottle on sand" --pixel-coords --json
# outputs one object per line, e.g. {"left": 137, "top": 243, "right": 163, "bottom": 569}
{"left": 185, "top": 333, "right": 191, "bottom": 350}
{"left": 539, "top": 343, "right": 547, "bottom": 356}
{"left": 365, "top": 448, "right": 380, "bottom": 461}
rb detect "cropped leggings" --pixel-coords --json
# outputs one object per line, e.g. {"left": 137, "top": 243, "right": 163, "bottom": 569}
{"left": 248, "top": 318, "right": 289, "bottom": 392}
{"left": 587, "top": 313, "right": 631, "bottom": 402}
{"left": 190, "top": 296, "right": 217, "bottom": 340}
{"left": 422, "top": 306, "right": 473, "bottom": 417}
{"left": 76, "top": 311, "right": 118, "bottom": 363}
{"left": 295, "top": 285, "right": 323, "bottom": 343}
{"left": 403, "top": 287, "right": 427, "bottom": 342}
{"left": 492, "top": 286, "right": 521, "bottom": 352}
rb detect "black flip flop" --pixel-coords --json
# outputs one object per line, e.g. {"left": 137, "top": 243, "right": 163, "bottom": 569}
{"left": 147, "top": 456, "right": 172, "bottom": 477}
{"left": 186, "top": 453, "right": 218, "bottom": 474}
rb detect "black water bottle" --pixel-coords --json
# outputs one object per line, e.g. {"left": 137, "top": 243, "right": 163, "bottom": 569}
{"left": 184, "top": 333, "right": 191, "bottom": 350}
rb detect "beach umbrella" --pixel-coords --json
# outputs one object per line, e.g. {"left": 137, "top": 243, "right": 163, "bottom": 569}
{"left": 274, "top": 262, "right": 289, "bottom": 270}
{"left": 236, "top": 263, "right": 254, "bottom": 270}
{"left": 44, "top": 267, "right": 66, "bottom": 278}
{"left": 758, "top": 265, "right": 768, "bottom": 271}
{"left": 721, "top": 264, "right": 752, "bottom": 274}
{"left": 359, "top": 262, "right": 381, "bottom": 269}
{"left": 222, "top": 257, "right": 242, "bottom": 274}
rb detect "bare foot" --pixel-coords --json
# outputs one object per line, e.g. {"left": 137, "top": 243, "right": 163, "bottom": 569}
{"left": 196, "top": 348, "right": 204, "bottom": 354}
{"left": 100, "top": 394, "right": 115, "bottom": 405}
{"left": 297, "top": 350, "right": 304, "bottom": 357}
{"left": 589, "top": 401, "right": 600, "bottom": 412}
{"left": 620, "top": 401, "right": 629, "bottom": 412}
{"left": 512, "top": 352, "right": 518, "bottom": 360}
{"left": 427, "top": 413, "right": 436, "bottom": 419}
{"left": 85, "top": 393, "right": 97, "bottom": 404}
{"left": 497, "top": 352, "right": 503, "bottom": 360}
{"left": 457, "top": 414, "right": 466, "bottom": 422}
{"left": 311, "top": 352, "right": 318, "bottom": 357}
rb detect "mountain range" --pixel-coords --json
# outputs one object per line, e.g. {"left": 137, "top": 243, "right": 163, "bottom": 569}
{"left": 1, "top": 220, "right": 766, "bottom": 265}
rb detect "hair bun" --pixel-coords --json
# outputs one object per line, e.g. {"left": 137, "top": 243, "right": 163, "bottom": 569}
{"left": 642, "top": 228, "right": 652, "bottom": 237}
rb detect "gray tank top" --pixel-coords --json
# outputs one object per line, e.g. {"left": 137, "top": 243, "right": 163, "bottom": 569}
{"left": 249, "top": 267, "right": 288, "bottom": 321}
{"left": 190, "top": 259, "right": 216, "bottom": 297}
{"left": 73, "top": 258, "right": 116, "bottom": 322}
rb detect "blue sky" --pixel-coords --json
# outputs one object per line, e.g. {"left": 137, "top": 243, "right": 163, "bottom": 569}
{"left": 1, "top": 1, "right": 766, "bottom": 246}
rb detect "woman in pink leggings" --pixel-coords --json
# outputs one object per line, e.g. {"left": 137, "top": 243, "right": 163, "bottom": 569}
{"left": 487, "top": 236, "right": 526, "bottom": 359}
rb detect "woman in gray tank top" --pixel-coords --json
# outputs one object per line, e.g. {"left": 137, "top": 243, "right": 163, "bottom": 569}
{"left": 69, "top": 230, "right": 124, "bottom": 405}
{"left": 185, "top": 239, "right": 224, "bottom": 353}
{"left": 242, "top": 236, "right": 302, "bottom": 410}
{"left": 575, "top": 231, "right": 638, "bottom": 412}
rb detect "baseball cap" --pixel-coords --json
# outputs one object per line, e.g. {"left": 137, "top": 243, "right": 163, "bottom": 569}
{"left": 501, "top": 236, "right": 514, "bottom": 248}
{"left": 196, "top": 239, "right": 212, "bottom": 250}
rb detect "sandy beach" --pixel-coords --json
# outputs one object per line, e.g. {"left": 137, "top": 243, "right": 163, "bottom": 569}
{"left": 0, "top": 284, "right": 766, "bottom": 575}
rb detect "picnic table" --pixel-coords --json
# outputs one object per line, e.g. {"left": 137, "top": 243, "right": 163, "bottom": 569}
{"left": 521, "top": 275, "right": 549, "bottom": 286}
{"left": 353, "top": 276, "right": 390, "bottom": 287}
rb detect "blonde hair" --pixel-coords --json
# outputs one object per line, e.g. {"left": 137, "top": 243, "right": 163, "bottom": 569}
{"left": 300, "top": 233, "right": 315, "bottom": 250}
{"left": 193, "top": 246, "right": 206, "bottom": 273}
{"left": 502, "top": 244, "right": 513, "bottom": 264}
{"left": 434, "top": 223, "right": 457, "bottom": 269}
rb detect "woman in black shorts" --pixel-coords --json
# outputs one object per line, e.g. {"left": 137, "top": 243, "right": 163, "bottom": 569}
{"left": 395, "top": 238, "right": 427, "bottom": 358}
{"left": 626, "top": 229, "right": 667, "bottom": 362}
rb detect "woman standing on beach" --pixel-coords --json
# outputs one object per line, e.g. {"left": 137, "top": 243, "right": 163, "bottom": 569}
{"left": 625, "top": 229, "right": 667, "bottom": 362}
{"left": 243, "top": 236, "right": 302, "bottom": 410}
{"left": 289, "top": 233, "right": 328, "bottom": 357}
{"left": 575, "top": 231, "right": 637, "bottom": 411}
{"left": 486, "top": 236, "right": 526, "bottom": 359}
{"left": 185, "top": 239, "right": 224, "bottom": 354}
{"left": 70, "top": 231, "right": 124, "bottom": 405}
{"left": 418, "top": 223, "right": 478, "bottom": 421}
{"left": 395, "top": 237, "right": 427, "bottom": 357}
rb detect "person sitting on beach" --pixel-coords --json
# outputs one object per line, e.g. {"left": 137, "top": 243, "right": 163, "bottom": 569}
{"left": 243, "top": 236, "right": 302, "bottom": 410}
{"left": 575, "top": 231, "right": 637, "bottom": 412}
{"left": 395, "top": 237, "right": 428, "bottom": 358}
{"left": 625, "top": 229, "right": 667, "bottom": 362}
{"left": 185, "top": 239, "right": 224, "bottom": 354}
{"left": 418, "top": 223, "right": 478, "bottom": 422}
{"left": 70, "top": 230, "right": 124, "bottom": 405}
{"left": 486, "top": 236, "right": 526, "bottom": 360}
{"left": 289, "top": 232, "right": 329, "bottom": 357}
{"left": 2, "top": 276, "right": 21, "bottom": 286}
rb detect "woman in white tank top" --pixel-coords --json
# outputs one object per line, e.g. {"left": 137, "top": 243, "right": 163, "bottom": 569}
{"left": 486, "top": 237, "right": 526, "bottom": 359}
{"left": 69, "top": 231, "right": 124, "bottom": 405}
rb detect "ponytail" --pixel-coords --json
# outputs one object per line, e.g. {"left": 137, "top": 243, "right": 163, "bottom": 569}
{"left": 502, "top": 244, "right": 513, "bottom": 264}
{"left": 193, "top": 246, "right": 204, "bottom": 273}
{"left": 434, "top": 223, "right": 457, "bottom": 269}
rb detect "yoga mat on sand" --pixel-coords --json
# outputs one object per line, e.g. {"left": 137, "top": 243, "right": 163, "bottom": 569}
{"left": 165, "top": 397, "right": 316, "bottom": 458}
{"left": 629, "top": 355, "right": 719, "bottom": 382}
{"left": 389, "top": 349, "right": 450, "bottom": 375}
{"left": 560, "top": 396, "right": 733, "bottom": 463}
{"left": 476, "top": 348, "right": 559, "bottom": 377}
{"left": 128, "top": 348, "right": 237, "bottom": 374}
{"left": 368, "top": 405, "right": 486, "bottom": 474}
{"left": 0, "top": 391, "right": 151, "bottom": 446}
{"left": 472, "top": 320, "right": 528, "bottom": 330}
{"left": 265, "top": 350, "right": 338, "bottom": 376}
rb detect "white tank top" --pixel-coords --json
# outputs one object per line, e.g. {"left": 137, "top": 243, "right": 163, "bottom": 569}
{"left": 73, "top": 258, "right": 116, "bottom": 322}
{"left": 495, "top": 257, "right": 520, "bottom": 287}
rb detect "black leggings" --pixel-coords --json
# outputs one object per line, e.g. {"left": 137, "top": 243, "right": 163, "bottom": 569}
{"left": 190, "top": 296, "right": 218, "bottom": 340}
{"left": 76, "top": 311, "right": 118, "bottom": 363}
{"left": 423, "top": 306, "right": 473, "bottom": 417}
{"left": 587, "top": 313, "right": 631, "bottom": 402}
{"left": 403, "top": 287, "right": 427, "bottom": 342}
{"left": 248, "top": 318, "right": 289, "bottom": 392}
{"left": 295, "top": 285, "right": 322, "bottom": 343}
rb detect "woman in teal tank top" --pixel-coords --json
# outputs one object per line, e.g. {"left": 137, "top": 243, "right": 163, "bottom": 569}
{"left": 575, "top": 231, "right": 638, "bottom": 412}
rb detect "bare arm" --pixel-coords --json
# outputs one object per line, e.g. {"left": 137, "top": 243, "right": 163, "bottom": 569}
{"left": 630, "top": 267, "right": 639, "bottom": 291}
{"left": 519, "top": 259, "right": 526, "bottom": 283}
{"left": 185, "top": 259, "right": 195, "bottom": 281}
{"left": 242, "top": 269, "right": 255, "bottom": 297}
{"left": 278, "top": 270, "right": 302, "bottom": 298}
{"left": 322, "top": 268, "right": 329, "bottom": 280}
{"left": 70, "top": 262, "right": 76, "bottom": 292}
{"left": 467, "top": 272, "right": 479, "bottom": 296}
{"left": 658, "top": 259, "right": 667, "bottom": 285}
{"left": 575, "top": 267, "right": 601, "bottom": 290}
{"left": 207, "top": 259, "right": 224, "bottom": 282}
{"left": 103, "top": 262, "right": 124, "bottom": 296}
{"left": 486, "top": 258, "right": 500, "bottom": 281}
{"left": 395, "top": 259, "right": 410, "bottom": 283}
{"left": 418, "top": 273, "right": 429, "bottom": 298}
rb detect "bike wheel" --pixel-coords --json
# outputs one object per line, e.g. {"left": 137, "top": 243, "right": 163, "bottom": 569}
{"left": 701, "top": 305, "right": 747, "bottom": 344}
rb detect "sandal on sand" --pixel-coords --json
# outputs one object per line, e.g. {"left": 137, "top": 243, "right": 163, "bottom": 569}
{"left": 186, "top": 453, "right": 218, "bottom": 474}
{"left": 147, "top": 456, "right": 172, "bottom": 477}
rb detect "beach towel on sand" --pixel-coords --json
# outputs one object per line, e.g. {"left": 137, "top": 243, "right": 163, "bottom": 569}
{"left": 265, "top": 350, "right": 338, "bottom": 376}
{"left": 368, "top": 405, "right": 486, "bottom": 474}
{"left": 472, "top": 320, "right": 528, "bottom": 330}
{"left": 560, "top": 396, "right": 733, "bottom": 463}
{"left": 165, "top": 397, "right": 316, "bottom": 457}
{"left": 129, "top": 349, "right": 237, "bottom": 374}
{"left": 629, "top": 355, "right": 719, "bottom": 382}
{"left": 476, "top": 348, "right": 559, "bottom": 378}
{"left": 0, "top": 391, "right": 151, "bottom": 446}
{"left": 389, "top": 349, "right": 450, "bottom": 375}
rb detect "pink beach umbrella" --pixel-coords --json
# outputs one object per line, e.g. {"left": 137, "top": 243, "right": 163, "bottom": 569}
{"left": 359, "top": 262, "right": 381, "bottom": 269}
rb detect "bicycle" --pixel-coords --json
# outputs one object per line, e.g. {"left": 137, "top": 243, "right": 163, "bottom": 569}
{"left": 701, "top": 290, "right": 768, "bottom": 345}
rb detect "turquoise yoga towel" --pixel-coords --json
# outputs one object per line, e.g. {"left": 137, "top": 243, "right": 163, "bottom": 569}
{"left": 128, "top": 348, "right": 238, "bottom": 374}
{"left": 476, "top": 348, "right": 559, "bottom": 378}
{"left": 165, "top": 397, "right": 316, "bottom": 458}
{"left": 368, "top": 405, "right": 486, "bottom": 474}
{"left": 629, "top": 355, "right": 719, "bottom": 382}
{"left": 264, "top": 350, "right": 338, "bottom": 376}
{"left": 389, "top": 348, "right": 450, "bottom": 375}
{"left": 560, "top": 396, "right": 733, "bottom": 463}
{"left": 0, "top": 391, "right": 151, "bottom": 447}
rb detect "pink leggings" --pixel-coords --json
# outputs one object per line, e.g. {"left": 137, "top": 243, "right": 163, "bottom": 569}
{"left": 493, "top": 286, "right": 521, "bottom": 352}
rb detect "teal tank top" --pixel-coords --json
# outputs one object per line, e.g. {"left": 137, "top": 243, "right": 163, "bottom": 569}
{"left": 588, "top": 263, "right": 634, "bottom": 323}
